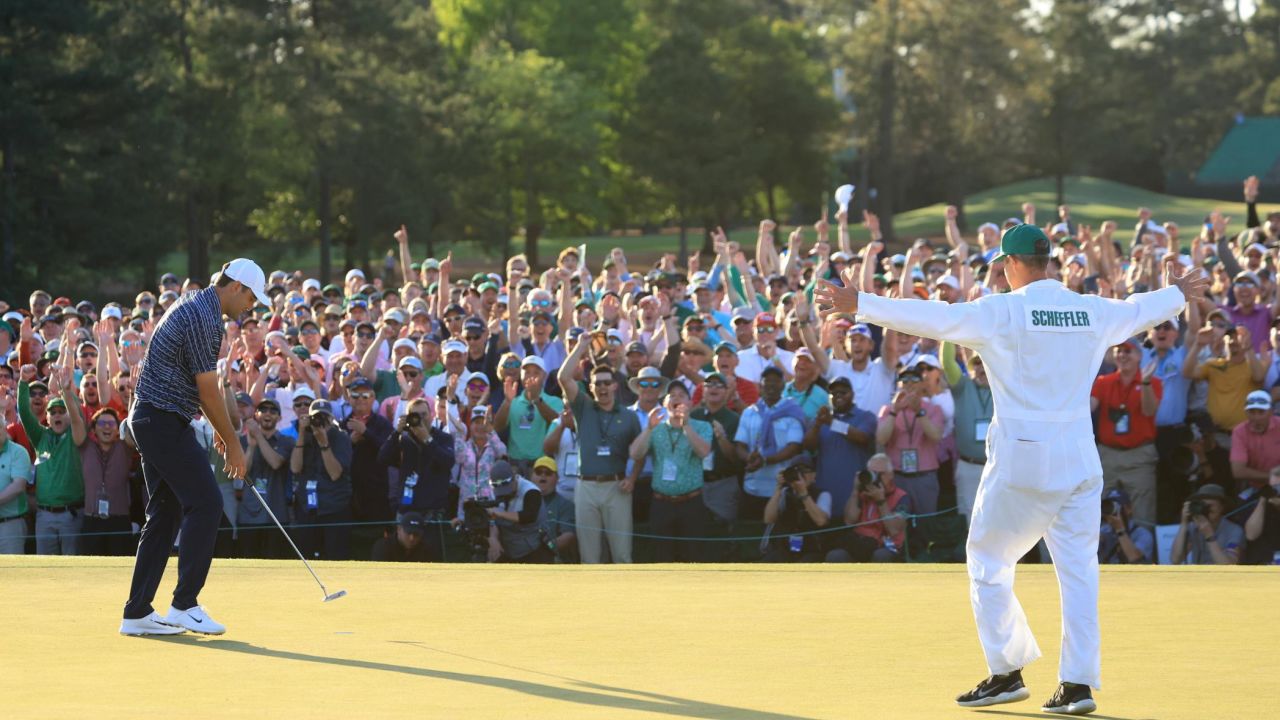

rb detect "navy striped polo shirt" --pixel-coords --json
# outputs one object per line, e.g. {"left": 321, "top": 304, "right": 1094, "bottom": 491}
{"left": 134, "top": 286, "right": 225, "bottom": 420}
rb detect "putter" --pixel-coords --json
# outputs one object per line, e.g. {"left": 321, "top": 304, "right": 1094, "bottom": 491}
{"left": 246, "top": 484, "right": 347, "bottom": 602}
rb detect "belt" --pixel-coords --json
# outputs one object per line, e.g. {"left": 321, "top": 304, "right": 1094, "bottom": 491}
{"left": 0, "top": 515, "right": 24, "bottom": 523}
{"left": 580, "top": 474, "right": 622, "bottom": 482}
{"left": 958, "top": 455, "right": 986, "bottom": 465}
{"left": 38, "top": 504, "right": 83, "bottom": 513}
{"left": 703, "top": 472, "right": 738, "bottom": 483}
{"left": 653, "top": 489, "right": 702, "bottom": 503}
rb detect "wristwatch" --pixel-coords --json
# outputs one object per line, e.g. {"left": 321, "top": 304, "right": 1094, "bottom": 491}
{"left": 916, "top": 409, "right": 926, "bottom": 418}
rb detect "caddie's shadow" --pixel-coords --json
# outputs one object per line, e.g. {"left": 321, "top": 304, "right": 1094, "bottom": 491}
{"left": 154, "top": 635, "right": 818, "bottom": 720}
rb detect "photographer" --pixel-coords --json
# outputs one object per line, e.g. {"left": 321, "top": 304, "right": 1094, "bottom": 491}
{"left": 826, "top": 454, "right": 909, "bottom": 563}
{"left": 1097, "top": 489, "right": 1154, "bottom": 564}
{"left": 377, "top": 397, "right": 454, "bottom": 560}
{"left": 1170, "top": 484, "right": 1244, "bottom": 565}
{"left": 1242, "top": 467, "right": 1280, "bottom": 564}
{"left": 289, "top": 399, "right": 354, "bottom": 560}
{"left": 761, "top": 459, "right": 831, "bottom": 562}
{"left": 485, "top": 460, "right": 553, "bottom": 563}
{"left": 370, "top": 512, "right": 433, "bottom": 563}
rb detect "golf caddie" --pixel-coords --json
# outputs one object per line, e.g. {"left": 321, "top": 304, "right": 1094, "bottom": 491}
{"left": 814, "top": 224, "right": 1206, "bottom": 716}
{"left": 119, "top": 260, "right": 266, "bottom": 637}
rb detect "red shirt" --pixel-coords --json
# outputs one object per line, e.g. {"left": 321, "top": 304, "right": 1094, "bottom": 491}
{"left": 1091, "top": 371, "right": 1162, "bottom": 449}
{"left": 82, "top": 395, "right": 127, "bottom": 425}
{"left": 692, "top": 377, "right": 759, "bottom": 413}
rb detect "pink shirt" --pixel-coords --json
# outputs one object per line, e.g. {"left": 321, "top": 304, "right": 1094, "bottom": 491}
{"left": 877, "top": 401, "right": 945, "bottom": 473}
{"left": 1229, "top": 415, "right": 1280, "bottom": 488}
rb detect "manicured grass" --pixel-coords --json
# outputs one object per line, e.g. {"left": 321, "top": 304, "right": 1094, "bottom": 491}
{"left": 159, "top": 176, "right": 1253, "bottom": 278}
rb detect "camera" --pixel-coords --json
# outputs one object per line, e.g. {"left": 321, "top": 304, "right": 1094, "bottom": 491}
{"left": 1101, "top": 498, "right": 1122, "bottom": 517}
{"left": 406, "top": 413, "right": 422, "bottom": 428}
{"left": 309, "top": 415, "right": 328, "bottom": 429}
{"left": 1187, "top": 498, "right": 1209, "bottom": 518}
{"left": 458, "top": 497, "right": 500, "bottom": 562}
{"left": 1255, "top": 484, "right": 1277, "bottom": 500}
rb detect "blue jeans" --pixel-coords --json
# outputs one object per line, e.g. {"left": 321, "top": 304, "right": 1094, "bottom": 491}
{"left": 123, "top": 403, "right": 223, "bottom": 619}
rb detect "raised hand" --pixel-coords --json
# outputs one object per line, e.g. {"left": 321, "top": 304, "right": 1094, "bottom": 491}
{"left": 945, "top": 205, "right": 958, "bottom": 221}
{"left": 759, "top": 219, "right": 777, "bottom": 235}
{"left": 1166, "top": 264, "right": 1208, "bottom": 301}
{"left": 394, "top": 224, "right": 409, "bottom": 246}
{"left": 439, "top": 252, "right": 453, "bottom": 276}
{"left": 647, "top": 406, "right": 664, "bottom": 429}
{"left": 503, "top": 376, "right": 519, "bottom": 402}
{"left": 814, "top": 267, "right": 862, "bottom": 318}
{"left": 1244, "top": 175, "right": 1259, "bottom": 203}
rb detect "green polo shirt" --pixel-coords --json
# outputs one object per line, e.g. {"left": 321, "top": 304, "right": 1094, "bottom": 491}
{"left": 647, "top": 420, "right": 713, "bottom": 497}
{"left": 18, "top": 381, "right": 85, "bottom": 507}
{"left": 568, "top": 391, "right": 640, "bottom": 477}
{"left": 508, "top": 394, "right": 564, "bottom": 461}
{"left": 0, "top": 438, "right": 32, "bottom": 518}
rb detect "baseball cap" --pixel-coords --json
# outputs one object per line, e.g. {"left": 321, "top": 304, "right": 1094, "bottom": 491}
{"left": 221, "top": 258, "right": 271, "bottom": 307}
{"left": 347, "top": 377, "right": 373, "bottom": 391}
{"left": 308, "top": 399, "right": 334, "bottom": 416}
{"left": 1190, "top": 483, "right": 1228, "bottom": 501}
{"left": 534, "top": 457, "right": 558, "bottom": 473}
{"left": 1234, "top": 271, "right": 1260, "bottom": 286}
{"left": 256, "top": 397, "right": 280, "bottom": 411}
{"left": 463, "top": 317, "right": 486, "bottom": 334}
{"left": 46, "top": 397, "right": 67, "bottom": 411}
{"left": 420, "top": 333, "right": 442, "bottom": 346}
{"left": 422, "top": 258, "right": 440, "bottom": 271}
{"left": 101, "top": 306, "right": 123, "bottom": 321}
{"left": 754, "top": 312, "right": 777, "bottom": 329}
{"left": 302, "top": 278, "right": 321, "bottom": 292}
{"left": 792, "top": 347, "right": 816, "bottom": 367}
{"left": 521, "top": 355, "right": 547, "bottom": 373}
{"left": 292, "top": 385, "right": 317, "bottom": 401}
{"left": 1245, "top": 390, "right": 1272, "bottom": 411}
{"left": 345, "top": 268, "right": 365, "bottom": 283}
{"left": 849, "top": 323, "right": 873, "bottom": 339}
{"left": 731, "top": 306, "right": 756, "bottom": 324}
{"left": 936, "top": 275, "right": 961, "bottom": 291}
{"left": 1103, "top": 488, "right": 1131, "bottom": 506}
{"left": 399, "top": 512, "right": 426, "bottom": 536}
{"left": 912, "top": 354, "right": 942, "bottom": 371}
{"left": 489, "top": 460, "right": 515, "bottom": 484}
{"left": 442, "top": 339, "right": 467, "bottom": 355}
{"left": 398, "top": 356, "right": 424, "bottom": 371}
{"left": 990, "top": 224, "right": 1051, "bottom": 264}
{"left": 383, "top": 308, "right": 408, "bottom": 325}
{"left": 760, "top": 365, "right": 784, "bottom": 379}
{"left": 713, "top": 341, "right": 737, "bottom": 354}
{"left": 392, "top": 338, "right": 417, "bottom": 353}
{"left": 625, "top": 341, "right": 648, "bottom": 356}
{"left": 160, "top": 272, "right": 180, "bottom": 285}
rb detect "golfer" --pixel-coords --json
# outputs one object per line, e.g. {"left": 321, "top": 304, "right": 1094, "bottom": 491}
{"left": 119, "top": 259, "right": 267, "bottom": 636}
{"left": 814, "top": 225, "right": 1205, "bottom": 715}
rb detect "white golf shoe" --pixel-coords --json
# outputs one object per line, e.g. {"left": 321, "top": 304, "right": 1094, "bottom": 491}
{"left": 162, "top": 605, "right": 226, "bottom": 635}
{"left": 120, "top": 612, "right": 187, "bottom": 636}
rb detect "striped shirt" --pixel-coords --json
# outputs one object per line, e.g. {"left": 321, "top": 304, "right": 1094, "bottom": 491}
{"left": 134, "top": 286, "right": 225, "bottom": 420}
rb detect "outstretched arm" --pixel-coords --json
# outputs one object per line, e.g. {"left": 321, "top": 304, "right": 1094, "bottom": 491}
{"left": 815, "top": 268, "right": 999, "bottom": 349}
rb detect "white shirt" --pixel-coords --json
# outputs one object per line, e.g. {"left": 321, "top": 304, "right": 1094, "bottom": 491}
{"left": 734, "top": 401, "right": 805, "bottom": 498}
{"left": 737, "top": 346, "right": 795, "bottom": 384}
{"left": 856, "top": 280, "right": 1186, "bottom": 491}
{"left": 826, "top": 357, "right": 895, "bottom": 414}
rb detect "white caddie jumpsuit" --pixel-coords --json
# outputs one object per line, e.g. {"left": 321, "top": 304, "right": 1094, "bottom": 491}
{"left": 856, "top": 279, "right": 1186, "bottom": 689}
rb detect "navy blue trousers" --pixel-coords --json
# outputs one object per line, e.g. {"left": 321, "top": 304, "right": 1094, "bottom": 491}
{"left": 123, "top": 403, "right": 223, "bottom": 619}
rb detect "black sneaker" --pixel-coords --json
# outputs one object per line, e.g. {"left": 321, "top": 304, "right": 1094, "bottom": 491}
{"left": 1042, "top": 682, "right": 1096, "bottom": 715}
{"left": 955, "top": 670, "right": 1031, "bottom": 707}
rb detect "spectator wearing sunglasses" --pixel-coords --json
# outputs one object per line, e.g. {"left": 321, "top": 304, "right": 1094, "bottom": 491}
{"left": 1091, "top": 338, "right": 1162, "bottom": 526}
{"left": 1141, "top": 316, "right": 1195, "bottom": 523}
{"left": 20, "top": 367, "right": 87, "bottom": 555}
{"left": 342, "top": 377, "right": 395, "bottom": 528}
{"left": 378, "top": 397, "right": 454, "bottom": 557}
{"left": 494, "top": 356, "right": 562, "bottom": 478}
{"left": 377, "top": 356, "right": 427, "bottom": 426}
{"left": 460, "top": 316, "right": 502, "bottom": 387}
{"left": 235, "top": 398, "right": 294, "bottom": 559}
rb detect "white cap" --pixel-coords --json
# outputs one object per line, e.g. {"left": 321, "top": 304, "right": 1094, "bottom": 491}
{"left": 977, "top": 222, "right": 999, "bottom": 235}
{"left": 1143, "top": 219, "right": 1168, "bottom": 236}
{"left": 292, "top": 385, "right": 317, "bottom": 401}
{"left": 1246, "top": 242, "right": 1267, "bottom": 256}
{"left": 222, "top": 258, "right": 271, "bottom": 307}
{"left": 392, "top": 338, "right": 417, "bottom": 352}
{"left": 3, "top": 311, "right": 24, "bottom": 323}
{"left": 1050, "top": 222, "right": 1070, "bottom": 236}
{"left": 303, "top": 278, "right": 321, "bottom": 292}
{"left": 345, "top": 268, "right": 366, "bottom": 282}
{"left": 397, "top": 356, "right": 424, "bottom": 371}
{"left": 101, "top": 306, "right": 123, "bottom": 320}
{"left": 1245, "top": 390, "right": 1272, "bottom": 411}
{"left": 936, "top": 275, "right": 961, "bottom": 291}
{"left": 521, "top": 355, "right": 546, "bottom": 373}
{"left": 383, "top": 308, "right": 408, "bottom": 325}
{"left": 442, "top": 339, "right": 467, "bottom": 355}
{"left": 912, "top": 354, "right": 943, "bottom": 371}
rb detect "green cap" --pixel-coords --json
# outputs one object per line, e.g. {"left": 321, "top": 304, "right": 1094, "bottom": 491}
{"left": 991, "top": 224, "right": 1050, "bottom": 263}
{"left": 291, "top": 345, "right": 311, "bottom": 361}
{"left": 47, "top": 397, "right": 67, "bottom": 411}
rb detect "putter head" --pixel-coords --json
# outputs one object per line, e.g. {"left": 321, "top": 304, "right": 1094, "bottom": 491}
{"left": 323, "top": 590, "right": 347, "bottom": 602}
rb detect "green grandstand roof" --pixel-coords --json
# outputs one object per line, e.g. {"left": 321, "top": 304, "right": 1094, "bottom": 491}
{"left": 1196, "top": 117, "right": 1280, "bottom": 184}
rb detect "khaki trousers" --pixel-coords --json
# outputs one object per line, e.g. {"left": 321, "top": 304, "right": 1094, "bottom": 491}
{"left": 1097, "top": 443, "right": 1158, "bottom": 527}
{"left": 575, "top": 479, "right": 633, "bottom": 564}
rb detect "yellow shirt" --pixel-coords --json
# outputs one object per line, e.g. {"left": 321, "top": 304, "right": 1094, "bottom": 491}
{"left": 1196, "top": 358, "right": 1260, "bottom": 431}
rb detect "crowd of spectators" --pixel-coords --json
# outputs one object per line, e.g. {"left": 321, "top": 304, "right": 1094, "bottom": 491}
{"left": 2, "top": 177, "right": 1279, "bottom": 565}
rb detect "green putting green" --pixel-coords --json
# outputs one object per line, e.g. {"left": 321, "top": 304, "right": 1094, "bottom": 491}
{"left": 1, "top": 557, "right": 1273, "bottom": 719}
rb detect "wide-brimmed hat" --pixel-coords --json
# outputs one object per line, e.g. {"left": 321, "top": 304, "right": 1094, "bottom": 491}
{"left": 627, "top": 366, "right": 670, "bottom": 394}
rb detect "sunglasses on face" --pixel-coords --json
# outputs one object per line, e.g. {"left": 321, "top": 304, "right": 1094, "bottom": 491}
{"left": 636, "top": 379, "right": 662, "bottom": 389}
{"left": 47, "top": 408, "right": 67, "bottom": 416}
{"left": 302, "top": 328, "right": 320, "bottom": 335}
{"left": 532, "top": 319, "right": 551, "bottom": 327}
{"left": 79, "top": 352, "right": 97, "bottom": 359}
{"left": 502, "top": 360, "right": 521, "bottom": 370}
{"left": 349, "top": 392, "right": 373, "bottom": 400}
{"left": 401, "top": 370, "right": 420, "bottom": 379}
{"left": 1154, "top": 323, "right": 1174, "bottom": 332}
{"left": 30, "top": 389, "right": 49, "bottom": 398}
{"left": 465, "top": 334, "right": 482, "bottom": 341}
{"left": 530, "top": 299, "right": 553, "bottom": 308}
{"left": 95, "top": 419, "right": 117, "bottom": 428}
{"left": 293, "top": 401, "right": 311, "bottom": 408}
{"left": 357, "top": 331, "right": 376, "bottom": 339}
{"left": 686, "top": 325, "right": 705, "bottom": 332}
{"left": 257, "top": 407, "right": 281, "bottom": 415}
{"left": 704, "top": 381, "right": 727, "bottom": 390}
{"left": 592, "top": 378, "right": 615, "bottom": 387}
{"left": 467, "top": 382, "right": 489, "bottom": 392}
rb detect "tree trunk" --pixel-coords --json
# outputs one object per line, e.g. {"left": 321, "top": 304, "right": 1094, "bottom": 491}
{"left": 177, "top": 0, "right": 206, "bottom": 281}
{"left": 524, "top": 224, "right": 543, "bottom": 268}
{"left": 3, "top": 136, "right": 16, "bottom": 287}
{"left": 318, "top": 166, "right": 332, "bottom": 283}
{"left": 766, "top": 183, "right": 778, "bottom": 223}
{"left": 873, "top": 0, "right": 899, "bottom": 244}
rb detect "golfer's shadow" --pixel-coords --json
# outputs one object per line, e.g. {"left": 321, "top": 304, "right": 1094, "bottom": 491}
{"left": 155, "top": 636, "right": 817, "bottom": 720}
{"left": 975, "top": 710, "right": 1152, "bottom": 720}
